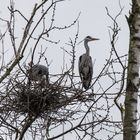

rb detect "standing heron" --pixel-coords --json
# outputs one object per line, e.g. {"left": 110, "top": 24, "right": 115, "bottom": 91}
{"left": 28, "top": 63, "right": 49, "bottom": 85}
{"left": 78, "top": 36, "right": 99, "bottom": 90}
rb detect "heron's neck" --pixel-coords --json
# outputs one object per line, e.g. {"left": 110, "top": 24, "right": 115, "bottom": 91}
{"left": 84, "top": 40, "right": 90, "bottom": 55}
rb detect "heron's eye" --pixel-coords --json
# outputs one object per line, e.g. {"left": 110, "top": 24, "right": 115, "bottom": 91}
{"left": 38, "top": 70, "right": 42, "bottom": 74}
{"left": 86, "top": 36, "right": 90, "bottom": 38}
{"left": 86, "top": 36, "right": 92, "bottom": 40}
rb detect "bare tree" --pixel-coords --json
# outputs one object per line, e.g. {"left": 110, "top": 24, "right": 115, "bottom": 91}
{"left": 0, "top": 0, "right": 137, "bottom": 140}
{"left": 124, "top": 0, "right": 140, "bottom": 140}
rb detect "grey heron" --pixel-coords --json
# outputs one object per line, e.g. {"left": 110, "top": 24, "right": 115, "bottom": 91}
{"left": 28, "top": 63, "right": 49, "bottom": 85}
{"left": 78, "top": 36, "right": 99, "bottom": 90}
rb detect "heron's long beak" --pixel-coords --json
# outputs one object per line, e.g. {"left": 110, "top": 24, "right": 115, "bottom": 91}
{"left": 90, "top": 38, "right": 100, "bottom": 41}
{"left": 77, "top": 37, "right": 99, "bottom": 45}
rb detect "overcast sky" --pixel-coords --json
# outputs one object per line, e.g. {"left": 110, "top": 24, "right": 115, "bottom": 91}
{"left": 0, "top": 0, "right": 131, "bottom": 75}
{"left": 0, "top": 0, "right": 134, "bottom": 140}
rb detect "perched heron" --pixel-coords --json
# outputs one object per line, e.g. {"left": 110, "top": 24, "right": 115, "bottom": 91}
{"left": 78, "top": 36, "right": 99, "bottom": 90}
{"left": 28, "top": 63, "right": 49, "bottom": 85}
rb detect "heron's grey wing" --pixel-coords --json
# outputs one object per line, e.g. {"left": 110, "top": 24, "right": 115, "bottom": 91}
{"left": 82, "top": 56, "right": 93, "bottom": 89}
{"left": 87, "top": 56, "right": 93, "bottom": 85}
{"left": 78, "top": 55, "right": 83, "bottom": 80}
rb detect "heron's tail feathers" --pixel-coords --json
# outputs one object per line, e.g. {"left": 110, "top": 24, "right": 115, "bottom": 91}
{"left": 82, "top": 79, "right": 90, "bottom": 90}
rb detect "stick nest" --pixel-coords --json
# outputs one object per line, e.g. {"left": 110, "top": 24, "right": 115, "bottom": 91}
{"left": 0, "top": 83, "right": 67, "bottom": 118}
{"left": 1, "top": 77, "right": 91, "bottom": 119}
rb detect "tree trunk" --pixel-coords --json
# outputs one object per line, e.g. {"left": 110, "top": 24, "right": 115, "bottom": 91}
{"left": 123, "top": 0, "right": 140, "bottom": 140}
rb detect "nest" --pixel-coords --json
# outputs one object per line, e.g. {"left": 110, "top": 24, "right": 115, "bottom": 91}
{"left": 0, "top": 74, "right": 96, "bottom": 139}
{"left": 0, "top": 71, "right": 94, "bottom": 120}
{"left": 1, "top": 80, "right": 72, "bottom": 118}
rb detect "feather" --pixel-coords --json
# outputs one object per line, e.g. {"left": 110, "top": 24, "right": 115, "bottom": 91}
{"left": 78, "top": 54, "right": 93, "bottom": 89}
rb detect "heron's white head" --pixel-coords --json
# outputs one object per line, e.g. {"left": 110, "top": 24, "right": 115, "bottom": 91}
{"left": 85, "top": 36, "right": 99, "bottom": 42}
{"left": 78, "top": 36, "right": 99, "bottom": 44}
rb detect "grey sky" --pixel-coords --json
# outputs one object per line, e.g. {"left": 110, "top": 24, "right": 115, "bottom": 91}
{"left": 0, "top": 0, "right": 135, "bottom": 139}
